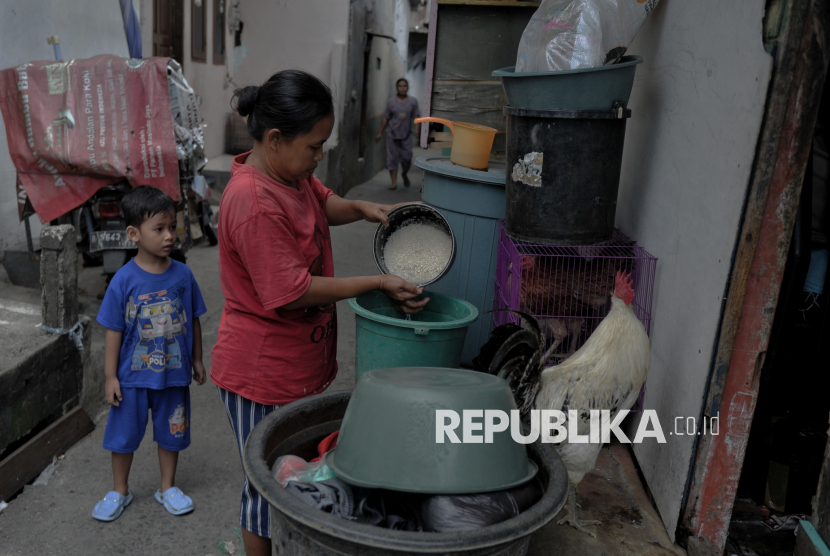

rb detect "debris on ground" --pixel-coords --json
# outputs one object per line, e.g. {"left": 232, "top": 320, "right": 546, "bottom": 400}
{"left": 33, "top": 456, "right": 59, "bottom": 486}
{"left": 216, "top": 527, "right": 245, "bottom": 555}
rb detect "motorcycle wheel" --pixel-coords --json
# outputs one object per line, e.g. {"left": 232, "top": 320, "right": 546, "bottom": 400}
{"left": 201, "top": 202, "right": 218, "bottom": 246}
{"left": 203, "top": 220, "right": 218, "bottom": 246}
{"left": 76, "top": 207, "right": 103, "bottom": 267}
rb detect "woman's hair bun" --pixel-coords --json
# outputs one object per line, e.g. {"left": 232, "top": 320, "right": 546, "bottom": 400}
{"left": 229, "top": 70, "right": 333, "bottom": 141}
{"left": 233, "top": 85, "right": 259, "bottom": 117}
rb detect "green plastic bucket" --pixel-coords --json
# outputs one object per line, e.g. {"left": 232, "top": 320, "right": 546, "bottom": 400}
{"left": 348, "top": 291, "right": 478, "bottom": 382}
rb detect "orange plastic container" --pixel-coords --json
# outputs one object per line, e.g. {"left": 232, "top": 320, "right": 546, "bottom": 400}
{"left": 415, "top": 117, "right": 497, "bottom": 170}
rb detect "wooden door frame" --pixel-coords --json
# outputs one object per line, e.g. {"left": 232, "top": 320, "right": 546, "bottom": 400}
{"left": 358, "top": 33, "right": 373, "bottom": 159}
{"left": 419, "top": 0, "right": 438, "bottom": 149}
{"left": 152, "top": 0, "right": 184, "bottom": 66}
{"left": 678, "top": 0, "right": 830, "bottom": 549}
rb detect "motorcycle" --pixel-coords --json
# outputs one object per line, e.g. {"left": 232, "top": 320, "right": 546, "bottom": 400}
{"left": 59, "top": 178, "right": 217, "bottom": 277}
{"left": 11, "top": 50, "right": 215, "bottom": 279}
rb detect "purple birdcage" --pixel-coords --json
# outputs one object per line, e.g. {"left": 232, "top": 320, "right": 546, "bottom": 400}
{"left": 493, "top": 220, "right": 657, "bottom": 409}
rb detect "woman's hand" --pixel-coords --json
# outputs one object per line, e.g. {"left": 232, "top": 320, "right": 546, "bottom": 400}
{"left": 326, "top": 196, "right": 418, "bottom": 227}
{"left": 356, "top": 200, "right": 418, "bottom": 227}
{"left": 379, "top": 274, "right": 430, "bottom": 314}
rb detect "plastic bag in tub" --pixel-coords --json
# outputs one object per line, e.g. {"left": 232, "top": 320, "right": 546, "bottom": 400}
{"left": 272, "top": 455, "right": 336, "bottom": 487}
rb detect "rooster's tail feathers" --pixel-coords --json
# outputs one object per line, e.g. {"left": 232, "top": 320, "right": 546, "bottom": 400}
{"left": 473, "top": 310, "right": 545, "bottom": 413}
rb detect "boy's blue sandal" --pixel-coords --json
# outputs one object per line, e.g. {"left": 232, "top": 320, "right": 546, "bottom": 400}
{"left": 154, "top": 487, "right": 194, "bottom": 515}
{"left": 91, "top": 491, "right": 133, "bottom": 521}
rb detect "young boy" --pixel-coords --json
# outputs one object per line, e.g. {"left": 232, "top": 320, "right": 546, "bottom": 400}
{"left": 92, "top": 186, "right": 207, "bottom": 521}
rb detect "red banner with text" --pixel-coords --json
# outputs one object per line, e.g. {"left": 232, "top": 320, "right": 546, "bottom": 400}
{"left": 0, "top": 55, "right": 179, "bottom": 222}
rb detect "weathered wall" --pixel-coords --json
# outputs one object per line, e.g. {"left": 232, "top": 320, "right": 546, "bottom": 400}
{"left": 179, "top": 0, "right": 236, "bottom": 159}
{"left": 136, "top": 0, "right": 237, "bottom": 159}
{"left": 336, "top": 0, "right": 409, "bottom": 195}
{"left": 405, "top": 32, "right": 428, "bottom": 116}
{"left": 136, "top": 0, "right": 349, "bottom": 163}
{"left": 169, "top": 0, "right": 408, "bottom": 193}
{"left": 232, "top": 0, "right": 350, "bottom": 98}
{"left": 0, "top": 0, "right": 129, "bottom": 252}
{"left": 230, "top": 0, "right": 350, "bottom": 190}
{"left": 362, "top": 29, "right": 409, "bottom": 183}
{"left": 405, "top": 1, "right": 429, "bottom": 107}
{"left": 615, "top": 0, "right": 773, "bottom": 539}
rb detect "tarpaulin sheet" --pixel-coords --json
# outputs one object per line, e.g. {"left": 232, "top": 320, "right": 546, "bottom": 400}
{"left": 0, "top": 55, "right": 179, "bottom": 222}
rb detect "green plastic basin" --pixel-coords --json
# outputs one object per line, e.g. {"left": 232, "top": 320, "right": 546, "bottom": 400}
{"left": 327, "top": 367, "right": 538, "bottom": 494}
{"left": 492, "top": 55, "right": 643, "bottom": 110}
{"left": 348, "top": 291, "right": 478, "bottom": 382}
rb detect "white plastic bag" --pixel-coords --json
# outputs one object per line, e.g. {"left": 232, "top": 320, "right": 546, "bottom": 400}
{"left": 515, "top": 0, "right": 659, "bottom": 72}
{"left": 167, "top": 59, "right": 207, "bottom": 175}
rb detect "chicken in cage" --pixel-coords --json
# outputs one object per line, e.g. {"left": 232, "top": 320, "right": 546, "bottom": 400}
{"left": 494, "top": 221, "right": 656, "bottom": 367}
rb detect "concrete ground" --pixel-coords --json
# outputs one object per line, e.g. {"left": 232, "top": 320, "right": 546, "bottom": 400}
{"left": 0, "top": 156, "right": 684, "bottom": 555}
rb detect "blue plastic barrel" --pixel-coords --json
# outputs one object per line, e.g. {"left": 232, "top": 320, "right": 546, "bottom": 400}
{"left": 415, "top": 156, "right": 506, "bottom": 367}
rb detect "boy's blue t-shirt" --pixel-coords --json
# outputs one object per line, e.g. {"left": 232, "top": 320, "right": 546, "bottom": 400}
{"left": 97, "top": 259, "right": 207, "bottom": 389}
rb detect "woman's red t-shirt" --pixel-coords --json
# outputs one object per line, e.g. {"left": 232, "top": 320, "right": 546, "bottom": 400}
{"left": 210, "top": 153, "right": 337, "bottom": 405}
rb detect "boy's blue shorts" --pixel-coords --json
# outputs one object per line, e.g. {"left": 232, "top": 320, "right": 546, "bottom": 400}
{"left": 103, "top": 387, "right": 191, "bottom": 453}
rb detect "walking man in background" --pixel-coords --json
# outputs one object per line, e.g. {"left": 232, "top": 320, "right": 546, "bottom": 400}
{"left": 376, "top": 78, "right": 420, "bottom": 190}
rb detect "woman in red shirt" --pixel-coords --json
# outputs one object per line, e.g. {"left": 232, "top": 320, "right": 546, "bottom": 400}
{"left": 211, "top": 70, "right": 426, "bottom": 556}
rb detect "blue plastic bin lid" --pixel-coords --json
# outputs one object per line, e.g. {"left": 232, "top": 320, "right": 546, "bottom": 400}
{"left": 415, "top": 156, "right": 506, "bottom": 186}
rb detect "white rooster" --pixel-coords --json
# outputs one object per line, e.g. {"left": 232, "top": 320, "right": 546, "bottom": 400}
{"left": 474, "top": 271, "right": 650, "bottom": 537}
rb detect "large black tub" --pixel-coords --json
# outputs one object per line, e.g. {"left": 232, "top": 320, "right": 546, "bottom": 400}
{"left": 243, "top": 390, "right": 568, "bottom": 555}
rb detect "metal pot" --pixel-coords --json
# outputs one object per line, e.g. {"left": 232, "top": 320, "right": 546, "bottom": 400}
{"left": 373, "top": 203, "right": 457, "bottom": 287}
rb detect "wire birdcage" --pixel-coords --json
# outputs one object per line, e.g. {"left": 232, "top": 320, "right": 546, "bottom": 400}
{"left": 494, "top": 218, "right": 657, "bottom": 373}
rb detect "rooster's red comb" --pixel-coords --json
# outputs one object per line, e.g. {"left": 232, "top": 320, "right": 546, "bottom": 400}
{"left": 614, "top": 270, "right": 635, "bottom": 305}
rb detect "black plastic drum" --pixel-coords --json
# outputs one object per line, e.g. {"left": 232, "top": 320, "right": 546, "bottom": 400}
{"left": 505, "top": 104, "right": 631, "bottom": 245}
{"left": 244, "top": 390, "right": 568, "bottom": 556}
